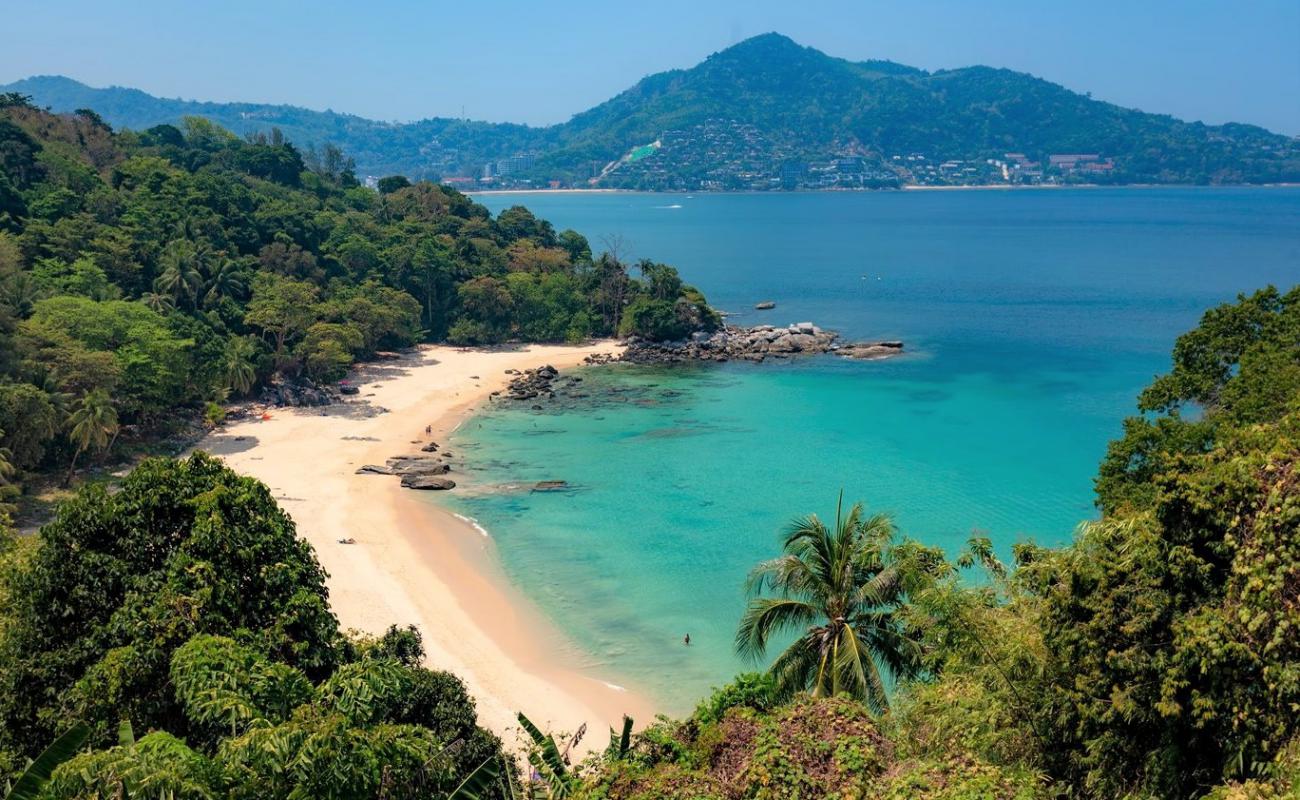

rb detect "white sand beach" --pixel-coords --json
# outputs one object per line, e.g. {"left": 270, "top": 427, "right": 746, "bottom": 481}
{"left": 195, "top": 342, "right": 650, "bottom": 753}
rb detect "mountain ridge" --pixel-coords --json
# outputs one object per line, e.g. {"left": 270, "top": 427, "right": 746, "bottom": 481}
{"left": 5, "top": 33, "right": 1297, "bottom": 187}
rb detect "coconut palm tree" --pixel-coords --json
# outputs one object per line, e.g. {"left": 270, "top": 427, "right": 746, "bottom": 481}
{"left": 0, "top": 271, "right": 43, "bottom": 318}
{"left": 202, "top": 257, "right": 246, "bottom": 308}
{"left": 141, "top": 291, "right": 175, "bottom": 314}
{"left": 222, "top": 336, "right": 258, "bottom": 397}
{"left": 0, "top": 441, "right": 18, "bottom": 514}
{"left": 736, "top": 496, "right": 923, "bottom": 713}
{"left": 64, "top": 390, "right": 118, "bottom": 486}
{"left": 154, "top": 239, "right": 207, "bottom": 309}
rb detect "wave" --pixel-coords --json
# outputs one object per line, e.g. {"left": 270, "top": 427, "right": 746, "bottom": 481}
{"left": 654, "top": 203, "right": 683, "bottom": 209}
{"left": 452, "top": 513, "right": 491, "bottom": 538}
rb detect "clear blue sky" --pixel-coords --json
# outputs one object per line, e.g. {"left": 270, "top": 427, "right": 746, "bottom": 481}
{"left": 4, "top": 0, "right": 1299, "bottom": 134}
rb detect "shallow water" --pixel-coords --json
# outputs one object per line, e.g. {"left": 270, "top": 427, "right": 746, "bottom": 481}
{"left": 449, "top": 188, "right": 1300, "bottom": 711}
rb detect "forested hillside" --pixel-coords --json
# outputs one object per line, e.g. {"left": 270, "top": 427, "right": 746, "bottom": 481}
{"left": 8, "top": 34, "right": 1297, "bottom": 187}
{"left": 0, "top": 95, "right": 714, "bottom": 502}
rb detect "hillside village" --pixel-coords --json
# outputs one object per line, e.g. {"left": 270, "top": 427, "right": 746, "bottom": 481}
{"left": 463, "top": 117, "right": 1121, "bottom": 191}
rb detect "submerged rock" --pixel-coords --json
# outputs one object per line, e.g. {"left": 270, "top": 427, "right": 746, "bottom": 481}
{"left": 838, "top": 341, "right": 905, "bottom": 360}
{"left": 401, "top": 475, "right": 455, "bottom": 490}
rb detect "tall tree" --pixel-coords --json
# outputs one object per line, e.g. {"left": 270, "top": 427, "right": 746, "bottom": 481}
{"left": 222, "top": 336, "right": 258, "bottom": 396}
{"left": 153, "top": 239, "right": 208, "bottom": 310}
{"left": 736, "top": 498, "right": 926, "bottom": 712}
{"left": 64, "top": 389, "right": 117, "bottom": 485}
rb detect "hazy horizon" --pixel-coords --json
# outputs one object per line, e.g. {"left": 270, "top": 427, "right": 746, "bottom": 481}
{"left": 3, "top": 1, "right": 1298, "bottom": 135}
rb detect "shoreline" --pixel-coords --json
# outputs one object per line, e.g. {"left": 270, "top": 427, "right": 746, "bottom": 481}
{"left": 468, "top": 183, "right": 1300, "bottom": 197}
{"left": 194, "top": 342, "right": 651, "bottom": 753}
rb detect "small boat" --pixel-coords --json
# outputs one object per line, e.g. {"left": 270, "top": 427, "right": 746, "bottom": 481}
{"left": 754, "top": 301, "right": 776, "bottom": 310}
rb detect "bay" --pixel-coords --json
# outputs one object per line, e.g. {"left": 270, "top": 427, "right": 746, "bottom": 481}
{"left": 447, "top": 188, "right": 1299, "bottom": 711}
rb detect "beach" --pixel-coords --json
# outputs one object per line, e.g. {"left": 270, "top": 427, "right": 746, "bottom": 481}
{"left": 194, "top": 342, "right": 650, "bottom": 752}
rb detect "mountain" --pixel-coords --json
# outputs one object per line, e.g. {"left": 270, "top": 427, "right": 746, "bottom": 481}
{"left": 6, "top": 34, "right": 1298, "bottom": 188}
{"left": 0, "top": 74, "right": 547, "bottom": 180}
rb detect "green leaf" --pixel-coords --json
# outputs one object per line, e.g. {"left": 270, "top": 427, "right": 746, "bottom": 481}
{"left": 448, "top": 755, "right": 502, "bottom": 800}
{"left": 5, "top": 721, "right": 91, "bottom": 800}
{"left": 117, "top": 719, "right": 135, "bottom": 748}
{"left": 516, "top": 713, "right": 569, "bottom": 798}
{"left": 606, "top": 716, "right": 632, "bottom": 759}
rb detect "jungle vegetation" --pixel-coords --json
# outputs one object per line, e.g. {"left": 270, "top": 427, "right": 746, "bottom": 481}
{"left": 0, "top": 96, "right": 715, "bottom": 502}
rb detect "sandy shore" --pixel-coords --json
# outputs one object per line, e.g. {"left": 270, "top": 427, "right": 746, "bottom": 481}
{"left": 195, "top": 342, "right": 651, "bottom": 752}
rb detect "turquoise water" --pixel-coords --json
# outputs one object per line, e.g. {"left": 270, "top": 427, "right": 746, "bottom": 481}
{"left": 450, "top": 188, "right": 1300, "bottom": 711}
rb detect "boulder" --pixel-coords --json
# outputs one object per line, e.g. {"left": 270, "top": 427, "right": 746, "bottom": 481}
{"left": 355, "top": 465, "right": 394, "bottom": 475}
{"left": 386, "top": 456, "right": 450, "bottom": 475}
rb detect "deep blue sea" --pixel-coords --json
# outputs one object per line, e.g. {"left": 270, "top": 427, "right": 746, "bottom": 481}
{"left": 450, "top": 188, "right": 1299, "bottom": 711}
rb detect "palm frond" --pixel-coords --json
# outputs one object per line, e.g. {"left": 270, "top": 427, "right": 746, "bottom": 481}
{"left": 735, "top": 597, "right": 818, "bottom": 661}
{"left": 743, "top": 554, "right": 819, "bottom": 598}
{"left": 767, "top": 633, "right": 823, "bottom": 704}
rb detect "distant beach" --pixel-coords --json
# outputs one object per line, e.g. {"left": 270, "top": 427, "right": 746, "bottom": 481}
{"left": 194, "top": 342, "right": 649, "bottom": 752}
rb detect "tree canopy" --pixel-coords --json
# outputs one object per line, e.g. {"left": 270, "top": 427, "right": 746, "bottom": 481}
{"left": 0, "top": 454, "right": 508, "bottom": 799}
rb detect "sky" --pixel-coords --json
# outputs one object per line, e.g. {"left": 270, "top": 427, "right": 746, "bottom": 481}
{"left": 3, "top": 0, "right": 1299, "bottom": 134}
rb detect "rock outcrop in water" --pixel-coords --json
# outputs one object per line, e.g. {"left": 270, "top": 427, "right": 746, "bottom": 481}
{"left": 400, "top": 475, "right": 455, "bottom": 490}
{"left": 621, "top": 323, "right": 903, "bottom": 364}
{"left": 501, "top": 364, "right": 560, "bottom": 400}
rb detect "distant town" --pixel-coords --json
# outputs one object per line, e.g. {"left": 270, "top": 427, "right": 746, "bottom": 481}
{"left": 363, "top": 118, "right": 1119, "bottom": 192}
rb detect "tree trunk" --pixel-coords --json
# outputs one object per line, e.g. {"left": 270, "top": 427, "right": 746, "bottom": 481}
{"left": 64, "top": 446, "right": 83, "bottom": 487}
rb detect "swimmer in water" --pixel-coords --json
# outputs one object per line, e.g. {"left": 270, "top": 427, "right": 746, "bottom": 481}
{"left": 683, "top": 634, "right": 690, "bottom": 646}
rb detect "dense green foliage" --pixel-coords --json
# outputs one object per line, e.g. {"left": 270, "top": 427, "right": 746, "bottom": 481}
{"left": 0, "top": 100, "right": 712, "bottom": 497}
{"left": 9, "top": 34, "right": 1297, "bottom": 185}
{"left": 570, "top": 286, "right": 1300, "bottom": 799}
{"left": 569, "top": 691, "right": 1039, "bottom": 799}
{"left": 0, "top": 453, "right": 508, "bottom": 799}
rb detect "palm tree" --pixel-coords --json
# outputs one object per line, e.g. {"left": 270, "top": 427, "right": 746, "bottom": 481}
{"left": 736, "top": 496, "right": 923, "bottom": 713}
{"left": 0, "top": 271, "right": 43, "bottom": 318}
{"left": 154, "top": 239, "right": 207, "bottom": 309}
{"left": 202, "top": 257, "right": 245, "bottom": 308}
{"left": 0, "top": 443, "right": 18, "bottom": 515}
{"left": 222, "top": 336, "right": 258, "bottom": 397}
{"left": 64, "top": 390, "right": 118, "bottom": 486}
{"left": 141, "top": 291, "right": 175, "bottom": 314}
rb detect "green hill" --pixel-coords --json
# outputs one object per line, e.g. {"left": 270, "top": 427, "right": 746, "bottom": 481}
{"left": 6, "top": 33, "right": 1298, "bottom": 187}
